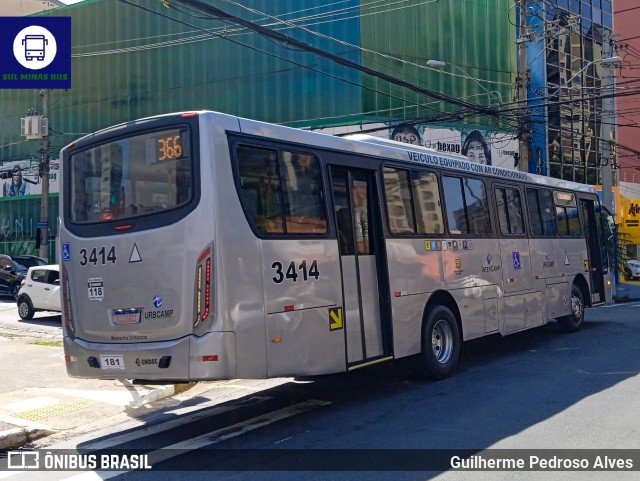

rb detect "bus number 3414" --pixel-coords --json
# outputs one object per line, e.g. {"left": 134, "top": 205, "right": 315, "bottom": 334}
{"left": 271, "top": 260, "right": 320, "bottom": 283}
{"left": 80, "top": 246, "right": 117, "bottom": 266}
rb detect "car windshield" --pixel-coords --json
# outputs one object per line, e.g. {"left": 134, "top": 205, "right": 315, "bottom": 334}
{"left": 628, "top": 261, "right": 640, "bottom": 267}
{"left": 14, "top": 257, "right": 44, "bottom": 268}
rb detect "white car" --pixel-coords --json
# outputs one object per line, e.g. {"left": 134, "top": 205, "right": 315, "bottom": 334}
{"left": 625, "top": 260, "right": 640, "bottom": 280}
{"left": 16, "top": 265, "right": 60, "bottom": 320}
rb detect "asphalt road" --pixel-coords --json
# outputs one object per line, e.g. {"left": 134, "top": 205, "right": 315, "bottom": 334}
{"left": 0, "top": 297, "right": 639, "bottom": 481}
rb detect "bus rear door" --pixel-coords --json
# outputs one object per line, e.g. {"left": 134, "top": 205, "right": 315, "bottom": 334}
{"left": 331, "top": 167, "right": 391, "bottom": 368}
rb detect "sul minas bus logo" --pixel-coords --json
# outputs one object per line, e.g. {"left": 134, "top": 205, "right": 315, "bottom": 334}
{"left": 0, "top": 17, "right": 71, "bottom": 89}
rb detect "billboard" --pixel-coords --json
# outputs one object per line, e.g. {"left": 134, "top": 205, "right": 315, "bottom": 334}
{"left": 390, "top": 125, "right": 519, "bottom": 170}
{"left": 0, "top": 159, "right": 59, "bottom": 198}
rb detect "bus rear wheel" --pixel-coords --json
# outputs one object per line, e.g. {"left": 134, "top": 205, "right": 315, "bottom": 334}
{"left": 558, "top": 284, "right": 585, "bottom": 332}
{"left": 420, "top": 305, "right": 461, "bottom": 380}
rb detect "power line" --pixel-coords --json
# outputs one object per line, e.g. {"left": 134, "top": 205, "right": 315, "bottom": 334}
{"left": 161, "top": 0, "right": 498, "bottom": 116}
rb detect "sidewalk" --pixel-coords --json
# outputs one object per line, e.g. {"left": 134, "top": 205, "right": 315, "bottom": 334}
{"left": 0, "top": 330, "right": 189, "bottom": 451}
{"left": 615, "top": 278, "right": 640, "bottom": 301}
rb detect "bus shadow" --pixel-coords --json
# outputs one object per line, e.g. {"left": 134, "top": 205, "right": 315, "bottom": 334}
{"left": 17, "top": 314, "right": 62, "bottom": 327}
{"left": 76, "top": 316, "right": 639, "bottom": 478}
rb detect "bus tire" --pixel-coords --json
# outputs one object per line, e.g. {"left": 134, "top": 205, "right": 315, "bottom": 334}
{"left": 420, "top": 305, "right": 461, "bottom": 380}
{"left": 557, "top": 284, "right": 585, "bottom": 333}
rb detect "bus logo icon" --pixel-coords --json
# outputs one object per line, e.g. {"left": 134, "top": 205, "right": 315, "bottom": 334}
{"left": 23, "top": 34, "right": 48, "bottom": 61}
{"left": 153, "top": 295, "right": 163, "bottom": 308}
{"left": 13, "top": 25, "right": 58, "bottom": 70}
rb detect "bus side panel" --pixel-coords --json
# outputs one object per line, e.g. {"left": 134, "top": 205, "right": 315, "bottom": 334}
{"left": 442, "top": 239, "right": 502, "bottom": 340}
{"left": 385, "top": 239, "right": 442, "bottom": 358}
{"left": 266, "top": 309, "right": 346, "bottom": 377}
{"left": 261, "top": 240, "right": 344, "bottom": 376}
{"left": 529, "top": 238, "right": 559, "bottom": 280}
{"left": 498, "top": 238, "right": 533, "bottom": 294}
{"left": 554, "top": 239, "right": 590, "bottom": 281}
{"left": 547, "top": 281, "right": 570, "bottom": 319}
{"left": 544, "top": 238, "right": 590, "bottom": 322}
{"left": 210, "top": 116, "right": 269, "bottom": 379}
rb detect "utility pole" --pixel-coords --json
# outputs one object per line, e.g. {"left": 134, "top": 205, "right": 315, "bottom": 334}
{"left": 601, "top": 36, "right": 616, "bottom": 216}
{"left": 39, "top": 89, "right": 50, "bottom": 262}
{"left": 600, "top": 35, "right": 617, "bottom": 299}
{"left": 516, "top": 0, "right": 530, "bottom": 172}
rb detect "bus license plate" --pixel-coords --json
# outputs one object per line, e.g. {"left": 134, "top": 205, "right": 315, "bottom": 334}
{"left": 100, "top": 354, "right": 124, "bottom": 370}
{"left": 112, "top": 309, "right": 141, "bottom": 325}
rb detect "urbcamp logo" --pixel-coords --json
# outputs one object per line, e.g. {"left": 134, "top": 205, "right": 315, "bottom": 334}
{"left": 0, "top": 17, "right": 71, "bottom": 89}
{"left": 153, "top": 295, "right": 163, "bottom": 309}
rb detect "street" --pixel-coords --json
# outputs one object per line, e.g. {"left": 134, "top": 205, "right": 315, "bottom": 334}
{"left": 0, "top": 297, "right": 639, "bottom": 480}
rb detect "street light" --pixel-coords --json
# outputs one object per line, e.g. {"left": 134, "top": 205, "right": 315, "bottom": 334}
{"left": 426, "top": 59, "right": 503, "bottom": 106}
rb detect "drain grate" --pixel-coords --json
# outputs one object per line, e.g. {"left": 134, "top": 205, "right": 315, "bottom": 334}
{"left": 14, "top": 398, "right": 101, "bottom": 421}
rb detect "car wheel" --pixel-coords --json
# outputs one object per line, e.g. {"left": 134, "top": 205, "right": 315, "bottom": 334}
{"left": 17, "top": 296, "right": 34, "bottom": 320}
{"left": 11, "top": 283, "right": 21, "bottom": 301}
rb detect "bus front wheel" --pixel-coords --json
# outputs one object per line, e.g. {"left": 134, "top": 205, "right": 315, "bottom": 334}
{"left": 420, "top": 305, "right": 461, "bottom": 380}
{"left": 558, "top": 284, "right": 585, "bottom": 332}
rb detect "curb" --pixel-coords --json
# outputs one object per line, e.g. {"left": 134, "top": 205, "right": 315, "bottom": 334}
{"left": 0, "top": 382, "right": 196, "bottom": 451}
{"left": 0, "top": 427, "right": 56, "bottom": 451}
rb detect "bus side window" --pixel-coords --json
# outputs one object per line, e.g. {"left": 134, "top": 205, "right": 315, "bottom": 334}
{"left": 553, "top": 191, "right": 581, "bottom": 237}
{"left": 236, "top": 145, "right": 285, "bottom": 234}
{"left": 280, "top": 151, "right": 327, "bottom": 234}
{"left": 526, "top": 188, "right": 557, "bottom": 236}
{"left": 383, "top": 167, "right": 416, "bottom": 234}
{"left": 442, "top": 176, "right": 468, "bottom": 235}
{"left": 412, "top": 171, "right": 444, "bottom": 234}
{"left": 443, "top": 175, "right": 491, "bottom": 236}
{"left": 496, "top": 186, "right": 524, "bottom": 235}
{"left": 464, "top": 178, "right": 491, "bottom": 235}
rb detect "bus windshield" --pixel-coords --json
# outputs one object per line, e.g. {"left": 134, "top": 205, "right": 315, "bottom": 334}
{"left": 68, "top": 127, "right": 192, "bottom": 222}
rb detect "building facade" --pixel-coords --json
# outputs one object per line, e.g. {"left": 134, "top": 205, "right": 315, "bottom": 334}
{"left": 0, "top": 0, "right": 519, "bottom": 259}
{"left": 526, "top": 0, "right": 615, "bottom": 184}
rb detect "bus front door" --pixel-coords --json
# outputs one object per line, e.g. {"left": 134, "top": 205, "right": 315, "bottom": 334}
{"left": 579, "top": 198, "right": 606, "bottom": 305}
{"left": 331, "top": 167, "right": 389, "bottom": 367}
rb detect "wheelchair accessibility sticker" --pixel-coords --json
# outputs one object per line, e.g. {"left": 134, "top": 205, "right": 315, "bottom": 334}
{"left": 512, "top": 251, "right": 521, "bottom": 270}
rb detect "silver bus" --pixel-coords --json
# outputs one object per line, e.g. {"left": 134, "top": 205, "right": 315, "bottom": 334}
{"left": 60, "top": 111, "right": 613, "bottom": 381}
